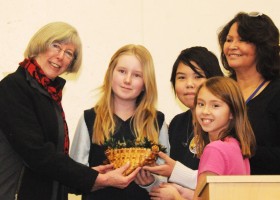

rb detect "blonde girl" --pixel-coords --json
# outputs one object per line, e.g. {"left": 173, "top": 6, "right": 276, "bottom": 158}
{"left": 71, "top": 44, "right": 169, "bottom": 200}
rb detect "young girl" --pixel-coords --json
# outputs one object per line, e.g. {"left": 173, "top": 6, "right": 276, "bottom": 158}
{"left": 194, "top": 77, "right": 256, "bottom": 192}
{"left": 144, "top": 47, "right": 223, "bottom": 191}
{"left": 150, "top": 77, "right": 256, "bottom": 200}
{"left": 70, "top": 44, "right": 170, "bottom": 200}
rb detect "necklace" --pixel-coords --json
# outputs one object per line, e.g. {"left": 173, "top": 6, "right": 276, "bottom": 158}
{"left": 182, "top": 112, "right": 196, "bottom": 154}
{"left": 245, "top": 80, "right": 266, "bottom": 104}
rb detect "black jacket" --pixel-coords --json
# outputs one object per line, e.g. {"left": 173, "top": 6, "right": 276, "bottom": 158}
{"left": 0, "top": 67, "right": 98, "bottom": 200}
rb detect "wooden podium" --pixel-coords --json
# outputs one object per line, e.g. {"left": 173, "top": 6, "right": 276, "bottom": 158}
{"left": 198, "top": 175, "right": 280, "bottom": 200}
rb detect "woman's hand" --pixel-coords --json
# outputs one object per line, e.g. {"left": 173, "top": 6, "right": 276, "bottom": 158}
{"left": 143, "top": 152, "right": 176, "bottom": 177}
{"left": 92, "top": 163, "right": 114, "bottom": 174}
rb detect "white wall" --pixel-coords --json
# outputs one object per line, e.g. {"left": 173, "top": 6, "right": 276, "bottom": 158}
{"left": 1, "top": 0, "right": 279, "bottom": 142}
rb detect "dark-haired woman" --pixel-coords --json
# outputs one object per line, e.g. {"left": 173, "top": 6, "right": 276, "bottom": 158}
{"left": 218, "top": 11, "right": 280, "bottom": 174}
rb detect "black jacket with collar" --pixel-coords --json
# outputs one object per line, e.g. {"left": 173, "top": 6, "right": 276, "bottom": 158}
{"left": 0, "top": 67, "right": 98, "bottom": 200}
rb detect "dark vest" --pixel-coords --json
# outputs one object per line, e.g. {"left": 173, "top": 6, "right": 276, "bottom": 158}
{"left": 82, "top": 108, "right": 164, "bottom": 200}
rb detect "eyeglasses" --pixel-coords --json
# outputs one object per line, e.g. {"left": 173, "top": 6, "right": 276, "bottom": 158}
{"left": 49, "top": 43, "right": 75, "bottom": 60}
{"left": 248, "top": 12, "right": 263, "bottom": 17}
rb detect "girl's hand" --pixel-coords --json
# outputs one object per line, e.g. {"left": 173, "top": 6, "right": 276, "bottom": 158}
{"left": 149, "top": 183, "right": 185, "bottom": 200}
{"left": 143, "top": 152, "right": 176, "bottom": 177}
{"left": 135, "top": 169, "right": 155, "bottom": 186}
{"left": 93, "top": 162, "right": 141, "bottom": 190}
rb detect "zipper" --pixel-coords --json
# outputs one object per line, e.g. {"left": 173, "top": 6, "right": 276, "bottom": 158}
{"left": 15, "top": 166, "right": 25, "bottom": 200}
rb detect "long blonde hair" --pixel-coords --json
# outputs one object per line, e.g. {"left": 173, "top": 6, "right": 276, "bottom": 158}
{"left": 93, "top": 44, "right": 159, "bottom": 144}
{"left": 194, "top": 77, "right": 256, "bottom": 158}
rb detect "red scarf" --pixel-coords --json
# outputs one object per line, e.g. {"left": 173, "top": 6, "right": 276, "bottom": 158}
{"left": 20, "top": 58, "right": 69, "bottom": 154}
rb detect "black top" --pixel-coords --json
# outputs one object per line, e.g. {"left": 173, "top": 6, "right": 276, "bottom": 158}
{"left": 169, "top": 110, "right": 199, "bottom": 170}
{"left": 83, "top": 108, "right": 164, "bottom": 200}
{"left": 0, "top": 67, "right": 98, "bottom": 200}
{"left": 248, "top": 78, "right": 280, "bottom": 174}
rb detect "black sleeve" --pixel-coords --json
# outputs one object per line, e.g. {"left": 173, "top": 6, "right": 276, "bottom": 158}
{"left": 0, "top": 72, "right": 98, "bottom": 193}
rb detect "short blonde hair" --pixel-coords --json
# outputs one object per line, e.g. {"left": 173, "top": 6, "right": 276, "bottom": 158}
{"left": 24, "top": 22, "right": 82, "bottom": 73}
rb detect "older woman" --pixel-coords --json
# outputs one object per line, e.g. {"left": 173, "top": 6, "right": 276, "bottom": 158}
{"left": 218, "top": 12, "right": 280, "bottom": 174}
{"left": 0, "top": 22, "right": 139, "bottom": 200}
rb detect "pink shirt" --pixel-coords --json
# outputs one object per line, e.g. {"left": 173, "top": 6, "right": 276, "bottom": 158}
{"left": 198, "top": 137, "right": 250, "bottom": 176}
